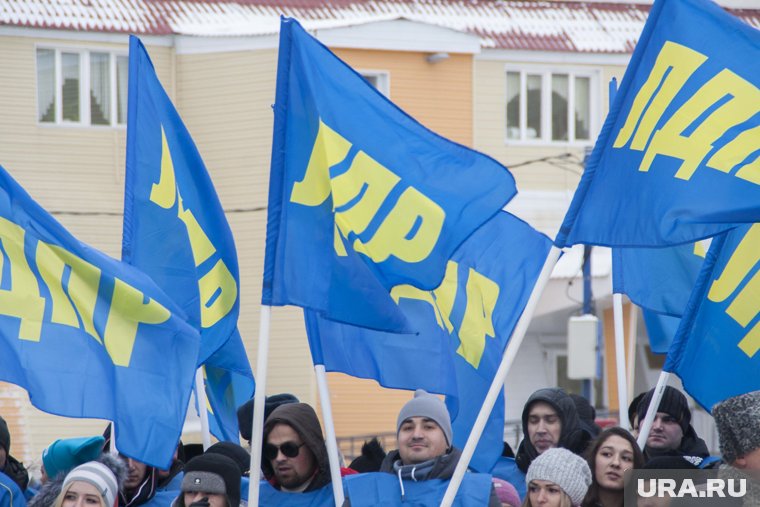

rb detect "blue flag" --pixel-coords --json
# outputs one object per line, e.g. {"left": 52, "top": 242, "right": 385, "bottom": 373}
{"left": 123, "top": 36, "right": 254, "bottom": 441}
{"left": 306, "top": 212, "right": 552, "bottom": 472}
{"left": 0, "top": 164, "right": 200, "bottom": 468}
{"left": 556, "top": 0, "right": 760, "bottom": 248}
{"left": 665, "top": 224, "right": 760, "bottom": 410}
{"left": 445, "top": 213, "right": 552, "bottom": 472}
{"left": 262, "top": 18, "right": 517, "bottom": 333}
{"left": 612, "top": 242, "right": 706, "bottom": 317}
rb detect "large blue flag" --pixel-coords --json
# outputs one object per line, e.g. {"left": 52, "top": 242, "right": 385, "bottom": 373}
{"left": 0, "top": 164, "right": 199, "bottom": 468}
{"left": 306, "top": 212, "right": 552, "bottom": 472}
{"left": 262, "top": 18, "right": 517, "bottom": 333}
{"left": 123, "top": 36, "right": 254, "bottom": 441}
{"left": 665, "top": 224, "right": 760, "bottom": 409}
{"left": 556, "top": 0, "right": 760, "bottom": 248}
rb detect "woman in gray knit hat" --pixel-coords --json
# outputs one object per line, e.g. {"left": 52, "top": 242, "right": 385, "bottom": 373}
{"left": 523, "top": 448, "right": 592, "bottom": 507}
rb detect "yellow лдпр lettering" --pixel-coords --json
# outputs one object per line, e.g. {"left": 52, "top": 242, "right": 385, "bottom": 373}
{"left": 456, "top": 268, "right": 499, "bottom": 369}
{"left": 291, "top": 120, "right": 352, "bottom": 207}
{"left": 614, "top": 42, "right": 707, "bottom": 152}
{"left": 707, "top": 224, "right": 760, "bottom": 357}
{"left": 391, "top": 261, "right": 458, "bottom": 332}
{"left": 150, "top": 127, "right": 178, "bottom": 209}
{"left": 104, "top": 279, "right": 170, "bottom": 367}
{"left": 0, "top": 218, "right": 45, "bottom": 341}
{"left": 391, "top": 262, "right": 499, "bottom": 369}
{"left": 352, "top": 186, "right": 444, "bottom": 264}
{"left": 613, "top": 41, "right": 760, "bottom": 182}
{"left": 645, "top": 70, "right": 760, "bottom": 180}
{"left": 150, "top": 124, "right": 238, "bottom": 328}
{"left": 36, "top": 242, "right": 101, "bottom": 343}
{"left": 0, "top": 214, "right": 176, "bottom": 367}
{"left": 292, "top": 119, "right": 445, "bottom": 264}
{"left": 332, "top": 151, "right": 400, "bottom": 238}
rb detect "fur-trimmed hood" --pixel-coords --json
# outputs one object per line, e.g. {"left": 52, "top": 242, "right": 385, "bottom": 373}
{"left": 29, "top": 453, "right": 127, "bottom": 507}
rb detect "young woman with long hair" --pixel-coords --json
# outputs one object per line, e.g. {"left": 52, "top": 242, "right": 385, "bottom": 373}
{"left": 582, "top": 427, "right": 645, "bottom": 507}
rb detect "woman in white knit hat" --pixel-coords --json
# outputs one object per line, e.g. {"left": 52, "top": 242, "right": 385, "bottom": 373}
{"left": 52, "top": 461, "right": 120, "bottom": 507}
{"left": 523, "top": 448, "right": 592, "bottom": 507}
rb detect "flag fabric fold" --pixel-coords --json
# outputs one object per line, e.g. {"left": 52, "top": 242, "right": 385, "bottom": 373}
{"left": 123, "top": 36, "right": 254, "bottom": 441}
{"left": 613, "top": 241, "right": 706, "bottom": 353}
{"left": 306, "top": 212, "right": 552, "bottom": 472}
{"left": 0, "top": 163, "right": 200, "bottom": 468}
{"left": 556, "top": 0, "right": 760, "bottom": 248}
{"left": 665, "top": 224, "right": 760, "bottom": 410}
{"left": 612, "top": 242, "right": 705, "bottom": 317}
{"left": 263, "top": 17, "right": 517, "bottom": 333}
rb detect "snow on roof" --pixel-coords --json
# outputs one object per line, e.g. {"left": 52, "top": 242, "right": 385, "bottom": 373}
{"left": 2, "top": 0, "right": 758, "bottom": 52}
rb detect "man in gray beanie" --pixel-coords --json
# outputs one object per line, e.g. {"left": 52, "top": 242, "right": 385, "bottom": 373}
{"left": 343, "top": 389, "right": 500, "bottom": 506}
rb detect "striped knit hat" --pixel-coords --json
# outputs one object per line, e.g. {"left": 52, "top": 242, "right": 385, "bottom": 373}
{"left": 62, "top": 461, "right": 119, "bottom": 507}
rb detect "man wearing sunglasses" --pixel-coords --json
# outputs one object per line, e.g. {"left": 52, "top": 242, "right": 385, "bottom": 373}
{"left": 261, "top": 403, "right": 331, "bottom": 493}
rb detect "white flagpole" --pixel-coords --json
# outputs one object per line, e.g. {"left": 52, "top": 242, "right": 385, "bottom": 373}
{"left": 626, "top": 304, "right": 638, "bottom": 406}
{"left": 194, "top": 368, "right": 212, "bottom": 450}
{"left": 612, "top": 293, "right": 629, "bottom": 426}
{"left": 249, "top": 305, "right": 271, "bottom": 507}
{"left": 637, "top": 371, "right": 670, "bottom": 449}
{"left": 314, "top": 365, "right": 345, "bottom": 506}
{"left": 109, "top": 423, "right": 116, "bottom": 453}
{"left": 441, "top": 246, "right": 562, "bottom": 507}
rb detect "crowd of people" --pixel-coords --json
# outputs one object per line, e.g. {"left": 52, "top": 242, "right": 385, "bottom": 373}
{"left": 1, "top": 386, "right": 759, "bottom": 507}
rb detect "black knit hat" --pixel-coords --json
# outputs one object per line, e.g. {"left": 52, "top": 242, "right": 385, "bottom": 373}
{"left": 236, "top": 393, "right": 299, "bottom": 442}
{"left": 206, "top": 442, "right": 250, "bottom": 475}
{"left": 0, "top": 416, "right": 9, "bottom": 454}
{"left": 628, "top": 392, "right": 647, "bottom": 428}
{"left": 637, "top": 386, "right": 691, "bottom": 433}
{"left": 180, "top": 454, "right": 241, "bottom": 507}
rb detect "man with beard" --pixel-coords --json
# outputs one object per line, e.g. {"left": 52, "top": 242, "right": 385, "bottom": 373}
{"left": 261, "top": 403, "right": 331, "bottom": 493}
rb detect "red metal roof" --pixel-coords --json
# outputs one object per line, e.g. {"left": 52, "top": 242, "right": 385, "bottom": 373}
{"left": 1, "top": 0, "right": 758, "bottom": 53}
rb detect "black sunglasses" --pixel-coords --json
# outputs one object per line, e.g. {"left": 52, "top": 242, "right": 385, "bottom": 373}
{"left": 263, "top": 441, "right": 305, "bottom": 461}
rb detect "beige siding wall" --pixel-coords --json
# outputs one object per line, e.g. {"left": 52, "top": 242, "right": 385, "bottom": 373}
{"left": 473, "top": 59, "right": 626, "bottom": 193}
{"left": 334, "top": 48, "right": 473, "bottom": 146}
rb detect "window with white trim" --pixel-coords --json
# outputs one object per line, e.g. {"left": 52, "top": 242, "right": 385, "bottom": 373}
{"left": 505, "top": 68, "right": 599, "bottom": 144}
{"left": 359, "top": 70, "right": 390, "bottom": 97}
{"left": 36, "top": 48, "right": 128, "bottom": 126}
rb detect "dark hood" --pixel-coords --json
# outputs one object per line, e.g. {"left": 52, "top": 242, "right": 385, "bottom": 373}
{"left": 262, "top": 403, "right": 330, "bottom": 492}
{"left": 2, "top": 455, "right": 28, "bottom": 491}
{"left": 515, "top": 388, "right": 592, "bottom": 473}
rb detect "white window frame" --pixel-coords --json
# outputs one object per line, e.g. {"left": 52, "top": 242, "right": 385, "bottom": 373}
{"left": 35, "top": 45, "right": 128, "bottom": 128}
{"left": 358, "top": 69, "right": 391, "bottom": 97}
{"left": 504, "top": 64, "right": 601, "bottom": 147}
